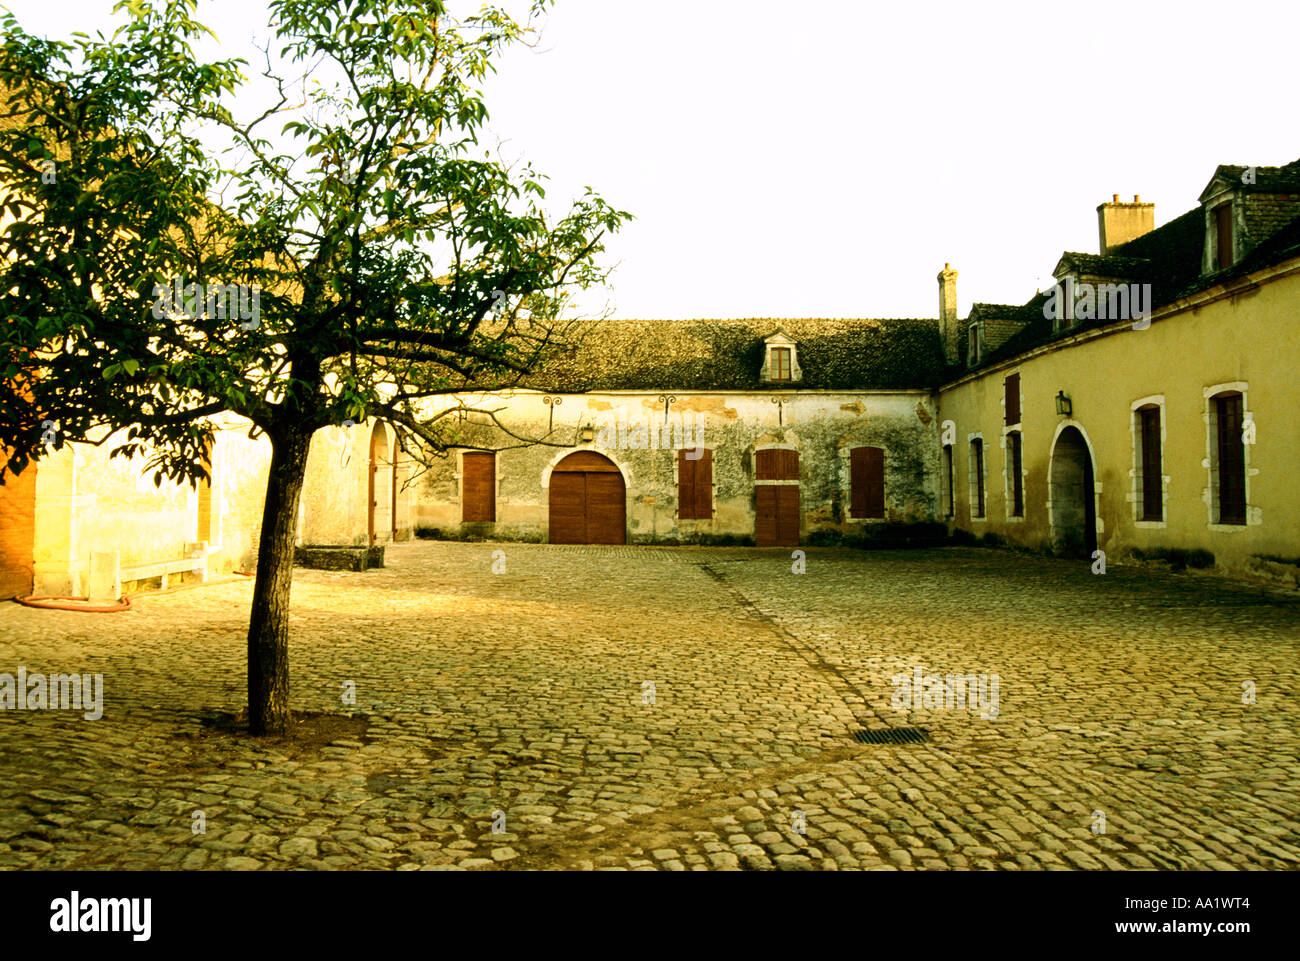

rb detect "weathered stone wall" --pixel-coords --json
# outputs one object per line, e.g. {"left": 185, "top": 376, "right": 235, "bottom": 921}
{"left": 409, "top": 390, "right": 940, "bottom": 543}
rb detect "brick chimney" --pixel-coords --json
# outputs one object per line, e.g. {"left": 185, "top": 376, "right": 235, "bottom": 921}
{"left": 937, "top": 263, "right": 960, "bottom": 365}
{"left": 1097, "top": 193, "right": 1155, "bottom": 255}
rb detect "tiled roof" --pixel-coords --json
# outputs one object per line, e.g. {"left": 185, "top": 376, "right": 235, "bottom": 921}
{"left": 1205, "top": 160, "right": 1300, "bottom": 195}
{"left": 1054, "top": 252, "right": 1151, "bottom": 278}
{"left": 960, "top": 159, "right": 1300, "bottom": 376}
{"left": 525, "top": 317, "right": 948, "bottom": 393}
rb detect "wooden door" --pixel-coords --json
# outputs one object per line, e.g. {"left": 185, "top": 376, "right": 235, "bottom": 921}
{"left": 461, "top": 452, "right": 496, "bottom": 523}
{"left": 548, "top": 452, "right": 626, "bottom": 544}
{"left": 755, "top": 485, "right": 799, "bottom": 546}
{"left": 0, "top": 457, "right": 35, "bottom": 598}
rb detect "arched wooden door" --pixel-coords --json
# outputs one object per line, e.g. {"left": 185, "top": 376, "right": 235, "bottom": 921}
{"left": 368, "top": 422, "right": 391, "bottom": 545}
{"left": 548, "top": 451, "right": 625, "bottom": 544}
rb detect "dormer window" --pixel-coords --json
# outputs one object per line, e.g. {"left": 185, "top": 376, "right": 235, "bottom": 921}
{"left": 1213, "top": 202, "right": 1234, "bottom": 269}
{"left": 771, "top": 347, "right": 792, "bottom": 381}
{"left": 967, "top": 324, "right": 981, "bottom": 365}
{"left": 760, "top": 331, "right": 802, "bottom": 384}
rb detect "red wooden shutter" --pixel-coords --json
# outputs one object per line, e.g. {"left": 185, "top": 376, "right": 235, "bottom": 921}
{"left": 678, "top": 449, "right": 713, "bottom": 519}
{"left": 1004, "top": 373, "right": 1021, "bottom": 426}
{"left": 972, "top": 439, "right": 985, "bottom": 517}
{"left": 850, "top": 447, "right": 885, "bottom": 519}
{"left": 1139, "top": 407, "right": 1162, "bottom": 521}
{"left": 1215, "top": 394, "right": 1246, "bottom": 524}
{"left": 1009, "top": 432, "right": 1023, "bottom": 516}
{"left": 1215, "top": 204, "right": 1234, "bottom": 270}
{"left": 694, "top": 449, "right": 712, "bottom": 518}
{"left": 462, "top": 452, "right": 495, "bottom": 522}
{"left": 756, "top": 448, "right": 797, "bottom": 480}
{"left": 942, "top": 445, "right": 954, "bottom": 518}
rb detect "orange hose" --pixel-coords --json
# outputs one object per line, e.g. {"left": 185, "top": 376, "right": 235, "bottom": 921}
{"left": 12, "top": 571, "right": 255, "bottom": 613}
{"left": 13, "top": 594, "right": 132, "bottom": 613}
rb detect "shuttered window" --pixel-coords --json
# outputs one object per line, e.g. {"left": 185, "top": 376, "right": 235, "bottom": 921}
{"left": 971, "top": 439, "right": 985, "bottom": 518}
{"left": 1138, "top": 406, "right": 1162, "bottom": 521}
{"left": 755, "top": 448, "right": 799, "bottom": 480}
{"left": 1214, "top": 204, "right": 1234, "bottom": 270}
{"left": 1008, "top": 432, "right": 1024, "bottom": 517}
{"left": 677, "top": 448, "right": 713, "bottom": 519}
{"left": 850, "top": 446, "right": 885, "bottom": 519}
{"left": 461, "top": 452, "right": 496, "bottom": 522}
{"left": 1004, "top": 373, "right": 1021, "bottom": 426}
{"left": 1214, "top": 393, "right": 1246, "bottom": 524}
{"left": 942, "top": 445, "right": 954, "bottom": 518}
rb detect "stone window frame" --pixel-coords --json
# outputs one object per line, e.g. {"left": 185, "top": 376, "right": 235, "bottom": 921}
{"left": 967, "top": 322, "right": 982, "bottom": 366}
{"left": 1202, "top": 381, "right": 1258, "bottom": 531}
{"left": 1001, "top": 426, "right": 1025, "bottom": 523}
{"left": 837, "top": 442, "right": 890, "bottom": 525}
{"left": 759, "top": 334, "right": 803, "bottom": 384}
{"left": 1128, "top": 394, "right": 1168, "bottom": 529}
{"left": 967, "top": 432, "right": 987, "bottom": 522}
{"left": 1202, "top": 185, "right": 1238, "bottom": 275}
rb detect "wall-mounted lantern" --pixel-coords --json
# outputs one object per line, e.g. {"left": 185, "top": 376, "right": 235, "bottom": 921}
{"left": 1055, "top": 391, "right": 1072, "bottom": 417}
{"left": 579, "top": 424, "right": 595, "bottom": 443}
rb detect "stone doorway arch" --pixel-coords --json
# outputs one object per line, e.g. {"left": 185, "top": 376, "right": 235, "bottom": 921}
{"left": 1049, "top": 424, "right": 1097, "bottom": 557}
{"left": 548, "top": 450, "right": 626, "bottom": 544}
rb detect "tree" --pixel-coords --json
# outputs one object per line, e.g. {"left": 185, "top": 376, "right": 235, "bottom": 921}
{"left": 0, "top": 0, "right": 630, "bottom": 733}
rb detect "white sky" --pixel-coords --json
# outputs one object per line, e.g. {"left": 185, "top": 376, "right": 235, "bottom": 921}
{"left": 6, "top": 0, "right": 1299, "bottom": 320}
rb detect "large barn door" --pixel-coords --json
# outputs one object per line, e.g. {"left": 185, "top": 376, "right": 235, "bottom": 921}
{"left": 548, "top": 451, "right": 625, "bottom": 544}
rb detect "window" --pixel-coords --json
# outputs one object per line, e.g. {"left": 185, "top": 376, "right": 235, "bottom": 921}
{"left": 461, "top": 452, "right": 496, "bottom": 522}
{"left": 970, "top": 438, "right": 985, "bottom": 519}
{"left": 756, "top": 448, "right": 799, "bottom": 480}
{"left": 1004, "top": 373, "right": 1021, "bottom": 426}
{"left": 1007, "top": 431, "right": 1023, "bottom": 517}
{"left": 771, "top": 347, "right": 792, "bottom": 382}
{"left": 1212, "top": 392, "right": 1246, "bottom": 524}
{"left": 1214, "top": 203, "right": 1234, "bottom": 270}
{"left": 942, "top": 444, "right": 954, "bottom": 518}
{"left": 1137, "top": 405, "right": 1162, "bottom": 521}
{"left": 850, "top": 446, "right": 885, "bottom": 519}
{"left": 968, "top": 325, "right": 980, "bottom": 365}
{"left": 677, "top": 448, "right": 713, "bottom": 520}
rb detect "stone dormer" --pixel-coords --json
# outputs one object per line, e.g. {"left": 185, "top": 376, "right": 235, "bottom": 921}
{"left": 759, "top": 330, "right": 802, "bottom": 384}
{"left": 1198, "top": 161, "right": 1300, "bottom": 276}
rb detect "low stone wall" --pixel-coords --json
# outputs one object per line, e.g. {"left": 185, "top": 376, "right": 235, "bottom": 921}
{"left": 294, "top": 545, "right": 386, "bottom": 572}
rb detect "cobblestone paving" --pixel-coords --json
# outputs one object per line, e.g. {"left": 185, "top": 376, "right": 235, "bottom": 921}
{"left": 1, "top": 542, "right": 1298, "bottom": 871}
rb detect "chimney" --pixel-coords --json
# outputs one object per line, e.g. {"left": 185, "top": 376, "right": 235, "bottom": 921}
{"left": 1097, "top": 194, "right": 1155, "bottom": 255}
{"left": 937, "top": 263, "right": 960, "bottom": 365}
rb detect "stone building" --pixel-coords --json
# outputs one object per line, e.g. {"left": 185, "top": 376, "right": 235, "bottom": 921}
{"left": 408, "top": 318, "right": 946, "bottom": 546}
{"left": 936, "top": 159, "right": 1300, "bottom": 575}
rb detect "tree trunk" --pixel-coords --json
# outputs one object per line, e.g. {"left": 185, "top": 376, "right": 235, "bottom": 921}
{"left": 247, "top": 426, "right": 313, "bottom": 735}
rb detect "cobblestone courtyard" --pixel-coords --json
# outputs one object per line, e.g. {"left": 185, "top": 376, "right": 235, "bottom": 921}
{"left": 2, "top": 542, "right": 1298, "bottom": 871}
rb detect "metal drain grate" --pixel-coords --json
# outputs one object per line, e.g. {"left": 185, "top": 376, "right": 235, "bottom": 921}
{"left": 853, "top": 727, "right": 930, "bottom": 745}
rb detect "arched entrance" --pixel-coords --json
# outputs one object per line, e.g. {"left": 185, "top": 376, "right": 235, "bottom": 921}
{"left": 1049, "top": 425, "right": 1096, "bottom": 557}
{"left": 548, "top": 451, "right": 625, "bottom": 544}
{"left": 368, "top": 422, "right": 391, "bottom": 545}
